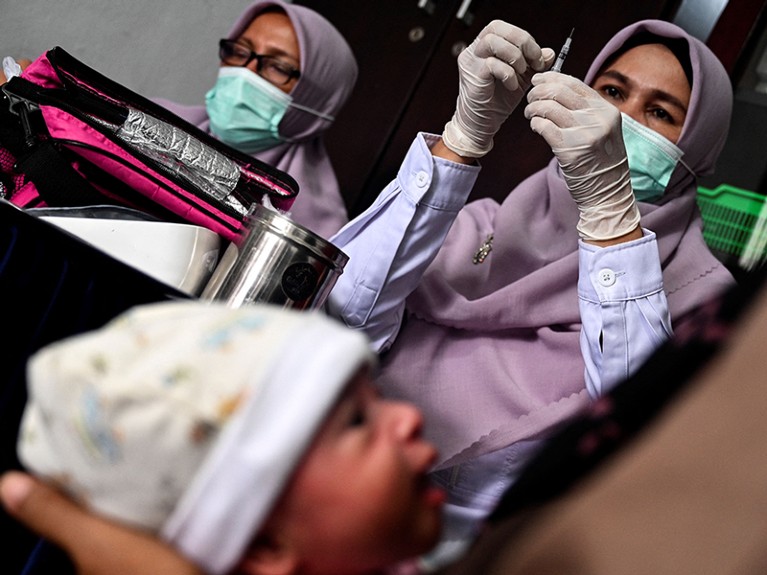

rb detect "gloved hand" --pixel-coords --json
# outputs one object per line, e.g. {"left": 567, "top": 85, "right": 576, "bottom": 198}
{"left": 524, "top": 72, "right": 640, "bottom": 241}
{"left": 442, "top": 21, "right": 555, "bottom": 159}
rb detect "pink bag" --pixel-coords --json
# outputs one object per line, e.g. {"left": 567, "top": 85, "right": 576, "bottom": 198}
{"left": 0, "top": 47, "right": 299, "bottom": 242}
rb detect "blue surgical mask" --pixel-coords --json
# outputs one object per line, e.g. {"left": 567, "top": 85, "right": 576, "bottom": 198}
{"left": 621, "top": 113, "right": 690, "bottom": 203}
{"left": 205, "top": 67, "right": 291, "bottom": 154}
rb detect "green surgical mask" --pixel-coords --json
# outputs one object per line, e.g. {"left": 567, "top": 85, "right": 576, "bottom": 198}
{"left": 621, "top": 113, "right": 689, "bottom": 203}
{"left": 205, "top": 67, "right": 291, "bottom": 154}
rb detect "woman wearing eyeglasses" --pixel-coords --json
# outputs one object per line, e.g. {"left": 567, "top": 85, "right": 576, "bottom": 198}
{"left": 155, "top": 1, "right": 358, "bottom": 239}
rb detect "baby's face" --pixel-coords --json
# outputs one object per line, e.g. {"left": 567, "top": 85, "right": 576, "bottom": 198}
{"left": 264, "top": 371, "right": 445, "bottom": 574}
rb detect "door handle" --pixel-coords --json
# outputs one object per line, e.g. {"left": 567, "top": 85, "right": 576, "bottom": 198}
{"left": 455, "top": 0, "right": 474, "bottom": 25}
{"left": 417, "top": 0, "right": 437, "bottom": 15}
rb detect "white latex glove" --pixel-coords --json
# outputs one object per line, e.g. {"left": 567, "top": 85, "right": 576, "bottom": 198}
{"left": 524, "top": 72, "right": 640, "bottom": 241}
{"left": 442, "top": 21, "right": 555, "bottom": 159}
{"left": 2, "top": 57, "right": 22, "bottom": 82}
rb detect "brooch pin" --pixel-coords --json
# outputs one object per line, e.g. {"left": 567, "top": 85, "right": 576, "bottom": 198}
{"left": 472, "top": 234, "right": 493, "bottom": 264}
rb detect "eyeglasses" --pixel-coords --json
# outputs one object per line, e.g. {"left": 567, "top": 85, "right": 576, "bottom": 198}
{"left": 218, "top": 39, "right": 301, "bottom": 86}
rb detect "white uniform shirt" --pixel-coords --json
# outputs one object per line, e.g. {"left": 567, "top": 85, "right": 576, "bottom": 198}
{"left": 328, "top": 132, "right": 673, "bottom": 570}
{"left": 329, "top": 132, "right": 672, "bottom": 389}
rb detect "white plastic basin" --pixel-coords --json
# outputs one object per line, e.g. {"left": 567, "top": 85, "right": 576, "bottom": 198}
{"left": 41, "top": 216, "right": 222, "bottom": 295}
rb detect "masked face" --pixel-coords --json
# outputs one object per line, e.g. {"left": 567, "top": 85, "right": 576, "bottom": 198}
{"left": 236, "top": 10, "right": 302, "bottom": 95}
{"left": 592, "top": 43, "right": 691, "bottom": 143}
{"left": 592, "top": 43, "right": 693, "bottom": 201}
{"left": 205, "top": 66, "right": 291, "bottom": 154}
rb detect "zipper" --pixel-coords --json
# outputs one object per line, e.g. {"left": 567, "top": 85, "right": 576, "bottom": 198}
{"left": 2, "top": 83, "right": 40, "bottom": 150}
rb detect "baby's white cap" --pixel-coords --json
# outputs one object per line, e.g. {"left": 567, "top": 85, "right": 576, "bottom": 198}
{"left": 19, "top": 301, "right": 374, "bottom": 574}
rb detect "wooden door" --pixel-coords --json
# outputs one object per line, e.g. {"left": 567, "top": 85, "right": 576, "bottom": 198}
{"left": 293, "top": 0, "right": 463, "bottom": 213}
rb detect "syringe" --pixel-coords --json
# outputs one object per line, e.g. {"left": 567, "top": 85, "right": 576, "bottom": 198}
{"left": 551, "top": 28, "right": 574, "bottom": 73}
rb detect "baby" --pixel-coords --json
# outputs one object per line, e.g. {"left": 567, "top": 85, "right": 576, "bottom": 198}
{"left": 17, "top": 301, "right": 446, "bottom": 575}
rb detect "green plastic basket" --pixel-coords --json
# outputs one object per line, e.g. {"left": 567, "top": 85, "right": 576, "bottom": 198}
{"left": 696, "top": 184, "right": 767, "bottom": 259}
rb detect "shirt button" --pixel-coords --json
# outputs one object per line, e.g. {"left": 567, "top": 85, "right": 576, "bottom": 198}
{"left": 415, "top": 171, "right": 429, "bottom": 188}
{"left": 597, "top": 268, "right": 616, "bottom": 287}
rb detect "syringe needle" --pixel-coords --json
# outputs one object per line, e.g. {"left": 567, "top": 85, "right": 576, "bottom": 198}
{"left": 551, "top": 28, "right": 574, "bottom": 73}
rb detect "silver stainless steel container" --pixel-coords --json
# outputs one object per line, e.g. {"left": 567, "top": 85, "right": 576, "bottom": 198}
{"left": 200, "top": 204, "right": 348, "bottom": 310}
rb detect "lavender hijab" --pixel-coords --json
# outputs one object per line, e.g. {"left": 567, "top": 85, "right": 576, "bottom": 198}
{"left": 378, "top": 20, "right": 735, "bottom": 469}
{"left": 155, "top": 1, "right": 358, "bottom": 238}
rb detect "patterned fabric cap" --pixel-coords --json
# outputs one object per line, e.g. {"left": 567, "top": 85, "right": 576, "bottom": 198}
{"left": 19, "top": 301, "right": 374, "bottom": 574}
